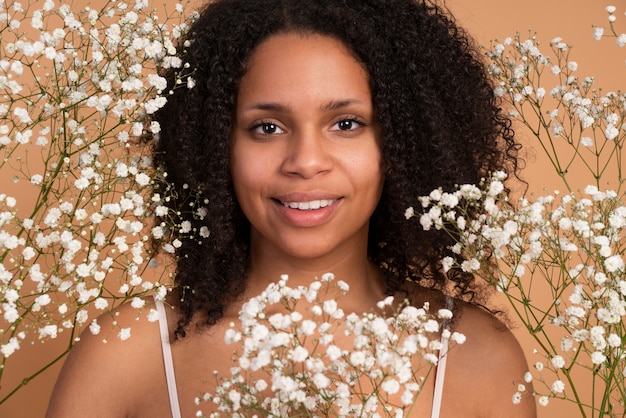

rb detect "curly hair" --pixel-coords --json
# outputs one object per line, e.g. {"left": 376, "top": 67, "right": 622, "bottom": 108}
{"left": 153, "top": 0, "right": 520, "bottom": 337}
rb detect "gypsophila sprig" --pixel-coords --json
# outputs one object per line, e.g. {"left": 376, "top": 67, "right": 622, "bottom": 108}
{"left": 485, "top": 31, "right": 625, "bottom": 194}
{"left": 473, "top": 8, "right": 626, "bottom": 415}
{"left": 0, "top": 0, "right": 197, "bottom": 403}
{"left": 592, "top": 5, "right": 626, "bottom": 51}
{"left": 408, "top": 172, "right": 626, "bottom": 417}
{"left": 196, "top": 273, "right": 464, "bottom": 418}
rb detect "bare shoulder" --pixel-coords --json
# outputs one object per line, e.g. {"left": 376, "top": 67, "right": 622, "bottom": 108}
{"left": 46, "top": 299, "right": 167, "bottom": 418}
{"left": 446, "top": 301, "right": 537, "bottom": 417}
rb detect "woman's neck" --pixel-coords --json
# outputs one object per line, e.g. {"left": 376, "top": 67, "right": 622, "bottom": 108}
{"left": 241, "top": 243, "right": 388, "bottom": 314}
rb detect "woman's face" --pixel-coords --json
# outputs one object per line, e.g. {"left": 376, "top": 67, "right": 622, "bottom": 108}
{"left": 230, "top": 33, "right": 383, "bottom": 261}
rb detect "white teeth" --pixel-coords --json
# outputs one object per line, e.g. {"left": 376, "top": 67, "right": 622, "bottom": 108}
{"left": 282, "top": 199, "right": 334, "bottom": 210}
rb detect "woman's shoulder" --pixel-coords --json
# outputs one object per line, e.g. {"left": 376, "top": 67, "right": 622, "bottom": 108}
{"left": 398, "top": 281, "right": 518, "bottom": 349}
{"left": 399, "top": 281, "right": 535, "bottom": 416}
{"left": 447, "top": 300, "right": 537, "bottom": 417}
{"left": 46, "top": 298, "right": 171, "bottom": 417}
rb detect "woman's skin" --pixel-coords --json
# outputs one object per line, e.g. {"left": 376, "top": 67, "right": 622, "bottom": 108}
{"left": 46, "top": 33, "right": 536, "bottom": 418}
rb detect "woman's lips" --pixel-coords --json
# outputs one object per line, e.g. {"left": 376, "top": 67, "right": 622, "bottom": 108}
{"left": 272, "top": 195, "right": 342, "bottom": 227}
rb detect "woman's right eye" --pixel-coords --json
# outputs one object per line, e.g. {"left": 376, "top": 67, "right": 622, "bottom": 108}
{"left": 251, "top": 122, "right": 284, "bottom": 135}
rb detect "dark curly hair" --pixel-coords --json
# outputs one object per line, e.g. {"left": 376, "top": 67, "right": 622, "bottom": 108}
{"left": 153, "top": 0, "right": 520, "bottom": 337}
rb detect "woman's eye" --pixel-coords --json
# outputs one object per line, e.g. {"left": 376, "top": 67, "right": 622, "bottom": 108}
{"left": 332, "top": 119, "right": 363, "bottom": 131}
{"left": 252, "top": 122, "right": 284, "bottom": 135}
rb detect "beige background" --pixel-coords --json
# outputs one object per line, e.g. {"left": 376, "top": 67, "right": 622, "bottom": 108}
{"left": 0, "top": 0, "right": 623, "bottom": 416}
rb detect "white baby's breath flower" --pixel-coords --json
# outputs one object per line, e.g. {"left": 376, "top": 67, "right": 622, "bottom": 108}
{"left": 323, "top": 299, "right": 338, "bottom": 316}
{"left": 118, "top": 328, "right": 131, "bottom": 341}
{"left": 423, "top": 353, "right": 438, "bottom": 365}
{"left": 381, "top": 378, "right": 400, "bottom": 395}
{"left": 460, "top": 258, "right": 480, "bottom": 272}
{"left": 604, "top": 255, "right": 624, "bottom": 272}
{"left": 86, "top": 320, "right": 101, "bottom": 335}
{"left": 155, "top": 205, "right": 169, "bottom": 217}
{"left": 35, "top": 294, "right": 51, "bottom": 307}
{"left": 488, "top": 180, "right": 504, "bottom": 196}
{"left": 607, "top": 333, "right": 621, "bottom": 348}
{"left": 337, "top": 280, "right": 349, "bottom": 292}
{"left": 131, "top": 297, "right": 145, "bottom": 309}
{"left": 441, "top": 256, "right": 454, "bottom": 272}
{"left": 593, "top": 26, "right": 605, "bottom": 40}
{"left": 312, "top": 372, "right": 331, "bottom": 389}
{"left": 38, "top": 325, "right": 58, "bottom": 339}
{"left": 450, "top": 332, "right": 466, "bottom": 344}
{"left": 13, "top": 107, "right": 33, "bottom": 124}
{"left": 199, "top": 226, "right": 210, "bottom": 238}
{"left": 535, "top": 87, "right": 546, "bottom": 99}
{"left": 144, "top": 96, "right": 167, "bottom": 114}
{"left": 180, "top": 221, "right": 192, "bottom": 233}
{"left": 349, "top": 350, "right": 366, "bottom": 367}
{"left": 291, "top": 346, "right": 309, "bottom": 363}
{"left": 551, "top": 380, "right": 565, "bottom": 393}
{"left": 22, "top": 246, "right": 36, "bottom": 260}
{"left": 116, "top": 130, "right": 130, "bottom": 143}
{"left": 551, "top": 355, "right": 565, "bottom": 369}
{"left": 147, "top": 73, "right": 167, "bottom": 91}
{"left": 580, "top": 136, "right": 593, "bottom": 147}
{"left": 591, "top": 351, "right": 607, "bottom": 365}
{"left": 135, "top": 172, "right": 150, "bottom": 186}
{"left": 494, "top": 85, "right": 506, "bottom": 97}
{"left": 1, "top": 338, "right": 20, "bottom": 358}
{"left": 300, "top": 319, "right": 316, "bottom": 336}
{"left": 74, "top": 176, "right": 90, "bottom": 190}
{"left": 605, "top": 124, "right": 619, "bottom": 140}
{"left": 321, "top": 344, "right": 341, "bottom": 363}
{"left": 524, "top": 371, "right": 533, "bottom": 383}
{"left": 149, "top": 121, "right": 161, "bottom": 134}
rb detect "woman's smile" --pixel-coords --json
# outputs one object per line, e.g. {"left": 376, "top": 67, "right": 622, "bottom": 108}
{"left": 272, "top": 195, "right": 342, "bottom": 228}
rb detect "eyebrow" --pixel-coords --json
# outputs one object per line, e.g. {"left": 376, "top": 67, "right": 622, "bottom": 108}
{"left": 244, "top": 102, "right": 291, "bottom": 112}
{"left": 320, "top": 99, "right": 365, "bottom": 111}
{"left": 243, "top": 99, "right": 366, "bottom": 113}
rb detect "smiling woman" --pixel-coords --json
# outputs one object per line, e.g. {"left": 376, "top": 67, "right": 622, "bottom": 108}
{"left": 46, "top": 0, "right": 535, "bottom": 417}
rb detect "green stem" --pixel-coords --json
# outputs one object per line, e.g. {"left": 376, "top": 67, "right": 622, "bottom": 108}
{"left": 0, "top": 345, "right": 72, "bottom": 405}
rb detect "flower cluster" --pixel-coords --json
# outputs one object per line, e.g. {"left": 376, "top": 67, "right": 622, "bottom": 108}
{"left": 592, "top": 6, "right": 626, "bottom": 49}
{"left": 477, "top": 8, "right": 626, "bottom": 414}
{"left": 0, "top": 0, "right": 196, "bottom": 402}
{"left": 197, "top": 274, "right": 464, "bottom": 418}
{"left": 485, "top": 8, "right": 625, "bottom": 195}
{"left": 408, "top": 172, "right": 626, "bottom": 416}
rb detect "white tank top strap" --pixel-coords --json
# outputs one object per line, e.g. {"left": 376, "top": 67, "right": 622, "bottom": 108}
{"left": 154, "top": 296, "right": 182, "bottom": 418}
{"left": 431, "top": 295, "right": 454, "bottom": 418}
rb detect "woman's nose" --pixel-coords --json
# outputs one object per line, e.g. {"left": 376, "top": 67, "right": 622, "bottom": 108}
{"left": 280, "top": 129, "right": 333, "bottom": 178}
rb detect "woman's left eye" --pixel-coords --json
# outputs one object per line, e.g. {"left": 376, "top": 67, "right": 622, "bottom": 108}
{"left": 331, "top": 119, "right": 364, "bottom": 131}
{"left": 250, "top": 122, "right": 285, "bottom": 135}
